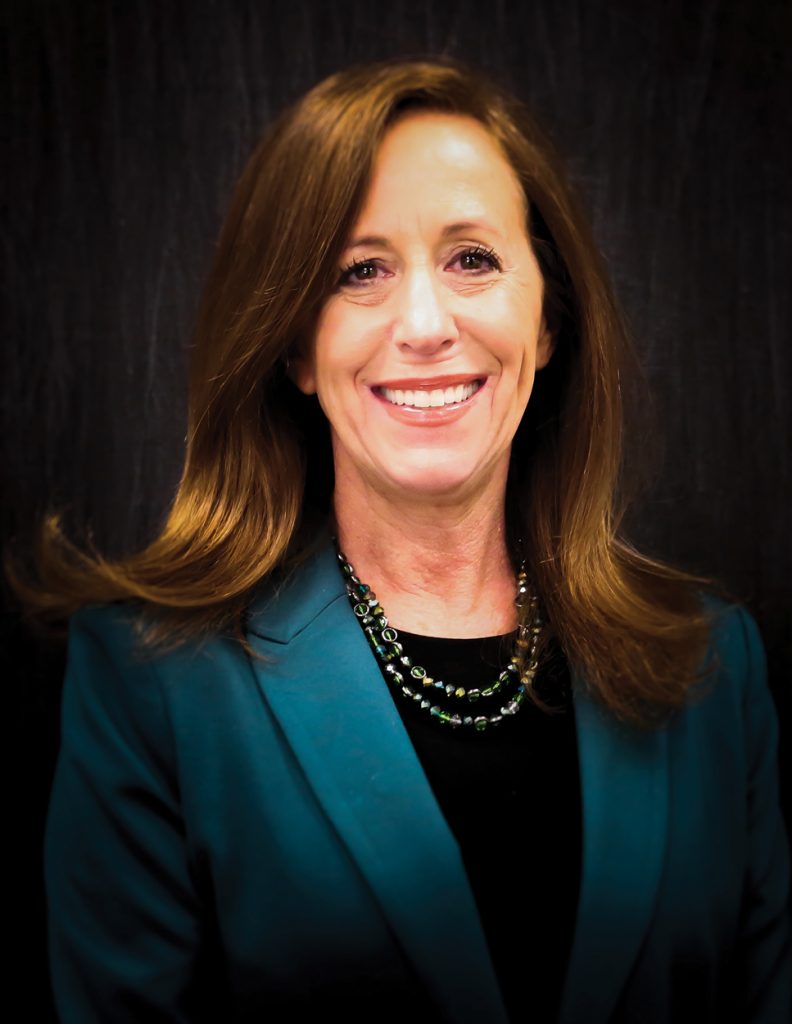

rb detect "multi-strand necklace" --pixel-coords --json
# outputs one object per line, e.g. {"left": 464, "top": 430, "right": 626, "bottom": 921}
{"left": 335, "top": 543, "right": 545, "bottom": 732}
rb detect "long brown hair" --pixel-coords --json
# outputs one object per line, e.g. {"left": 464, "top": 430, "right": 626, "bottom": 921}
{"left": 7, "top": 56, "right": 724, "bottom": 727}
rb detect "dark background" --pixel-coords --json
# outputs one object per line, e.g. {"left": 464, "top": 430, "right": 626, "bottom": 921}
{"left": 4, "top": 1, "right": 790, "bottom": 1018}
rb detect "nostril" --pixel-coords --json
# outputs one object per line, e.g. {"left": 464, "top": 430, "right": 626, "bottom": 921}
{"left": 396, "top": 334, "right": 457, "bottom": 352}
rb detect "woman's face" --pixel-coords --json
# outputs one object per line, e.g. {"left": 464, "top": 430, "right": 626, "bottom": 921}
{"left": 293, "top": 110, "right": 554, "bottom": 504}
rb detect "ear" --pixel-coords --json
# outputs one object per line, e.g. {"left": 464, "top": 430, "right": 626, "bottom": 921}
{"left": 286, "top": 347, "right": 317, "bottom": 395}
{"left": 535, "top": 315, "right": 556, "bottom": 370}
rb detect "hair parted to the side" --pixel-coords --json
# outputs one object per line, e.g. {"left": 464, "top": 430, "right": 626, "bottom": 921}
{"left": 7, "top": 55, "right": 723, "bottom": 727}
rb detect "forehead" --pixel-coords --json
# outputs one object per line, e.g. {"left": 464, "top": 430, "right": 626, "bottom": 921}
{"left": 352, "top": 111, "right": 527, "bottom": 237}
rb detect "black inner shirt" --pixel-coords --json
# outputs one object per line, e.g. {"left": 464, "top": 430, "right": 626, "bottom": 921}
{"left": 386, "top": 629, "right": 582, "bottom": 1024}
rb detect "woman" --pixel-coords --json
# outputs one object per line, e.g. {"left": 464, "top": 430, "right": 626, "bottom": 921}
{"left": 16, "top": 58, "right": 789, "bottom": 1022}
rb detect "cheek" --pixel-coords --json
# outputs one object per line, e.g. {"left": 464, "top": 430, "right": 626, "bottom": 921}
{"left": 476, "top": 316, "right": 541, "bottom": 383}
{"left": 477, "top": 286, "right": 543, "bottom": 353}
{"left": 313, "top": 307, "right": 377, "bottom": 380}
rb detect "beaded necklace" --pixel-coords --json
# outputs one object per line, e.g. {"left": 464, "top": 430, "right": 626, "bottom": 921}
{"left": 335, "top": 543, "right": 545, "bottom": 732}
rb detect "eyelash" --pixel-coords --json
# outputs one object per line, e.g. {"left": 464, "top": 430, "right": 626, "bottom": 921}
{"left": 338, "top": 244, "right": 503, "bottom": 287}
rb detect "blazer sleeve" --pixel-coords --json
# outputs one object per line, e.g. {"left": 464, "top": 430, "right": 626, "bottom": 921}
{"left": 731, "top": 606, "right": 791, "bottom": 1021}
{"left": 45, "top": 606, "right": 206, "bottom": 1023}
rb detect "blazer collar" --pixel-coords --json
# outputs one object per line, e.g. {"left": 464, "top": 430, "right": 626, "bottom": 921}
{"left": 247, "top": 541, "right": 669, "bottom": 1024}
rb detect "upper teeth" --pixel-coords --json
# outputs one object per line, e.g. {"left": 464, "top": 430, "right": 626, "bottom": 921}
{"left": 380, "top": 381, "right": 481, "bottom": 407}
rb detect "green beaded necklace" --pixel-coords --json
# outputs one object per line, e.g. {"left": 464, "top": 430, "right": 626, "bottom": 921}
{"left": 335, "top": 543, "right": 545, "bottom": 732}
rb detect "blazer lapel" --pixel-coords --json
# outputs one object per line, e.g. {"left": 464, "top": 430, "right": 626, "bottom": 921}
{"left": 246, "top": 542, "right": 510, "bottom": 1023}
{"left": 559, "top": 680, "right": 670, "bottom": 1024}
{"left": 248, "top": 541, "right": 670, "bottom": 1024}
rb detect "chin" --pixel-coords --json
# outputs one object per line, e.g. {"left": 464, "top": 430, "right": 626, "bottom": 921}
{"left": 381, "top": 458, "right": 485, "bottom": 498}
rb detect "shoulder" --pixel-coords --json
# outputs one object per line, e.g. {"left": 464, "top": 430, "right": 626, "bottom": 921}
{"left": 60, "top": 603, "right": 275, "bottom": 813}
{"left": 68, "top": 601, "right": 156, "bottom": 671}
{"left": 65, "top": 602, "right": 165, "bottom": 712}
{"left": 696, "top": 593, "right": 770, "bottom": 711}
{"left": 67, "top": 601, "right": 247, "bottom": 674}
{"left": 678, "top": 594, "right": 780, "bottom": 774}
{"left": 700, "top": 593, "right": 766, "bottom": 677}
{"left": 63, "top": 602, "right": 255, "bottom": 739}
{"left": 63, "top": 605, "right": 175, "bottom": 755}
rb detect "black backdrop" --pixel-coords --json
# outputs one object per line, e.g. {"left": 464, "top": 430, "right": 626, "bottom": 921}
{"left": 4, "top": 1, "right": 791, "bottom": 1018}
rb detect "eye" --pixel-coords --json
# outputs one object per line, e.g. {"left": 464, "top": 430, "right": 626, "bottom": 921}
{"left": 338, "top": 258, "right": 384, "bottom": 288}
{"left": 452, "top": 245, "right": 502, "bottom": 273}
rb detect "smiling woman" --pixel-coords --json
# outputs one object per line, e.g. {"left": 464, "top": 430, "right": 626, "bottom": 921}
{"left": 9, "top": 56, "right": 790, "bottom": 1023}
{"left": 291, "top": 111, "right": 554, "bottom": 588}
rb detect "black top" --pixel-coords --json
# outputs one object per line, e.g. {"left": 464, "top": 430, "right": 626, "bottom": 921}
{"left": 387, "top": 630, "right": 582, "bottom": 1024}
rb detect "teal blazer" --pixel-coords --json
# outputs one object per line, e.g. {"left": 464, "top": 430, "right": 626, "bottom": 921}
{"left": 46, "top": 542, "right": 791, "bottom": 1022}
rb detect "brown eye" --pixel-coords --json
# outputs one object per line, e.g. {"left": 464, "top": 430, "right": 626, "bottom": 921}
{"left": 339, "top": 259, "right": 380, "bottom": 286}
{"left": 455, "top": 246, "right": 502, "bottom": 273}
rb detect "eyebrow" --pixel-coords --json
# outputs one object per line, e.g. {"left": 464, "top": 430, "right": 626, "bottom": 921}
{"left": 345, "top": 220, "right": 505, "bottom": 250}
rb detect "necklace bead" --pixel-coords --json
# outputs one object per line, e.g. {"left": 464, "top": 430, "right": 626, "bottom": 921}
{"left": 335, "top": 542, "right": 545, "bottom": 732}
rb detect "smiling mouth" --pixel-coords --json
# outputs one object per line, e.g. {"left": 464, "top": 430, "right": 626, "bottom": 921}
{"left": 373, "top": 378, "right": 485, "bottom": 409}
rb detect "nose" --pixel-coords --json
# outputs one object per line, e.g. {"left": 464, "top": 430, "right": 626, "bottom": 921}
{"left": 391, "top": 265, "right": 459, "bottom": 355}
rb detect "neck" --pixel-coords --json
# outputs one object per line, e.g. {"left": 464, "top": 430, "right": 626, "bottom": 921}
{"left": 332, "top": 464, "right": 519, "bottom": 639}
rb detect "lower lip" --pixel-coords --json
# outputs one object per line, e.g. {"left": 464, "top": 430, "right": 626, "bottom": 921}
{"left": 370, "top": 380, "right": 487, "bottom": 426}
